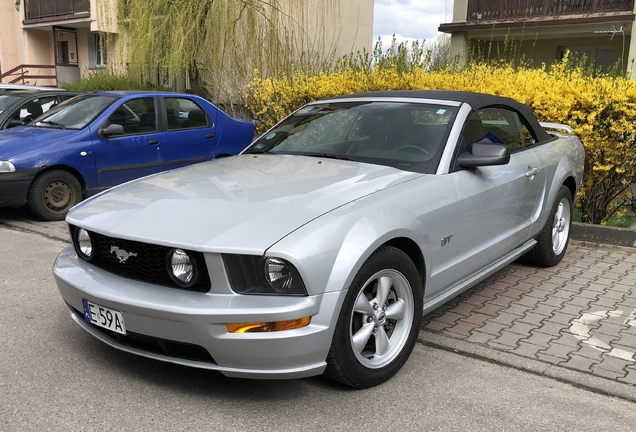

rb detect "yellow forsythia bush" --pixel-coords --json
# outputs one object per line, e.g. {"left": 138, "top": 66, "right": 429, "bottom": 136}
{"left": 244, "top": 58, "right": 636, "bottom": 225}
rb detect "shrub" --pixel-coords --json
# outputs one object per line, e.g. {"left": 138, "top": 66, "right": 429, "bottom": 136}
{"left": 60, "top": 67, "right": 170, "bottom": 92}
{"left": 244, "top": 49, "right": 636, "bottom": 225}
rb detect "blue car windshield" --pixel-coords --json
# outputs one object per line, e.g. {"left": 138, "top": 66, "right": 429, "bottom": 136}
{"left": 32, "top": 95, "right": 117, "bottom": 130}
{"left": 244, "top": 101, "right": 459, "bottom": 174}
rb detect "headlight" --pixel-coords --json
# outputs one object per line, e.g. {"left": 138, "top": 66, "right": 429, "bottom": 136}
{"left": 0, "top": 161, "right": 15, "bottom": 173}
{"left": 224, "top": 255, "right": 307, "bottom": 296}
{"left": 166, "top": 248, "right": 201, "bottom": 288}
{"left": 72, "top": 227, "right": 95, "bottom": 261}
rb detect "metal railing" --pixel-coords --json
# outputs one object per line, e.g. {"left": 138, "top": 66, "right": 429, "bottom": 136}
{"left": 24, "top": 0, "right": 90, "bottom": 21}
{"left": 0, "top": 65, "right": 58, "bottom": 87}
{"left": 467, "top": 0, "right": 635, "bottom": 21}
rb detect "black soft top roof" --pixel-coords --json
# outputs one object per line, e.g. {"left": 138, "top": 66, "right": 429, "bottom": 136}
{"left": 325, "top": 90, "right": 552, "bottom": 142}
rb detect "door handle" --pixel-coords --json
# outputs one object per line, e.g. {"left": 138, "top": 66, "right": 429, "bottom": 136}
{"left": 525, "top": 167, "right": 540, "bottom": 177}
{"left": 148, "top": 139, "right": 159, "bottom": 145}
{"left": 205, "top": 133, "right": 215, "bottom": 138}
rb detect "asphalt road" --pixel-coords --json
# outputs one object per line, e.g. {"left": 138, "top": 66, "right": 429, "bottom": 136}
{"left": 1, "top": 225, "right": 636, "bottom": 431}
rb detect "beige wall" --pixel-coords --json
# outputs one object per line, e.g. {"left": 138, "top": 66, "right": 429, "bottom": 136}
{"left": 0, "top": 1, "right": 26, "bottom": 75}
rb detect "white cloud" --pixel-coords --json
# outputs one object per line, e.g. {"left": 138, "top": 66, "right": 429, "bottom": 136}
{"left": 373, "top": 0, "right": 453, "bottom": 47}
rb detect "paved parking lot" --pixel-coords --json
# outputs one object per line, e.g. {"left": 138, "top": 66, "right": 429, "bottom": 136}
{"left": 2, "top": 207, "right": 635, "bottom": 401}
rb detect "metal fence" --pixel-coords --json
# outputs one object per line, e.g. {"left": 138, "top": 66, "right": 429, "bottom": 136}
{"left": 467, "top": 0, "right": 635, "bottom": 21}
{"left": 24, "top": 0, "right": 90, "bottom": 21}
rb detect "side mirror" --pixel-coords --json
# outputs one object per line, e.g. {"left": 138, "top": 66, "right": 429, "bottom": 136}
{"left": 100, "top": 123, "right": 125, "bottom": 138}
{"left": 457, "top": 143, "right": 510, "bottom": 168}
{"left": 7, "top": 119, "right": 25, "bottom": 128}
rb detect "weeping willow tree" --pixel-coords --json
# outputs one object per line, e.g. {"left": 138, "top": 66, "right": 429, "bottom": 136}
{"left": 102, "top": 0, "right": 342, "bottom": 107}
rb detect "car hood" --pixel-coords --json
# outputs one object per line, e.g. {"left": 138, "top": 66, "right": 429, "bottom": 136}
{"left": 0, "top": 126, "right": 78, "bottom": 159}
{"left": 67, "top": 154, "right": 423, "bottom": 252}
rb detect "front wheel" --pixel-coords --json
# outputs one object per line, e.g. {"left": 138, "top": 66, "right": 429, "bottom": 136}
{"left": 524, "top": 185, "right": 573, "bottom": 267}
{"left": 27, "top": 169, "right": 82, "bottom": 221}
{"left": 325, "top": 245, "right": 423, "bottom": 388}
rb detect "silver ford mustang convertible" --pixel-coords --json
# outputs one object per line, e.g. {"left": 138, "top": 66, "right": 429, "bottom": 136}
{"left": 54, "top": 90, "right": 584, "bottom": 388}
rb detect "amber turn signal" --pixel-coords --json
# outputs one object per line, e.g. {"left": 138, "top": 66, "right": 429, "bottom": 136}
{"left": 226, "top": 316, "right": 311, "bottom": 333}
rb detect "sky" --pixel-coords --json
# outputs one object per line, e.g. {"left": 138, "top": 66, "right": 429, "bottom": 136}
{"left": 373, "top": 0, "right": 453, "bottom": 47}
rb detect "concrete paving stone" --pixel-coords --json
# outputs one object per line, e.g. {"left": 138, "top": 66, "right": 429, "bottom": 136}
{"left": 532, "top": 304, "right": 559, "bottom": 317}
{"left": 596, "top": 322, "right": 629, "bottom": 337}
{"left": 478, "top": 321, "right": 508, "bottom": 336}
{"left": 615, "top": 333, "right": 636, "bottom": 347}
{"left": 518, "top": 311, "right": 548, "bottom": 326}
{"left": 552, "top": 289, "right": 575, "bottom": 300}
{"left": 551, "top": 332, "right": 584, "bottom": 349}
{"left": 583, "top": 282, "right": 610, "bottom": 292}
{"left": 490, "top": 295, "right": 517, "bottom": 307}
{"left": 524, "top": 288, "right": 553, "bottom": 300}
{"left": 535, "top": 321, "right": 568, "bottom": 337}
{"left": 620, "top": 297, "right": 636, "bottom": 308}
{"left": 500, "top": 303, "right": 532, "bottom": 317}
{"left": 493, "top": 311, "right": 521, "bottom": 326}
{"left": 597, "top": 355, "right": 633, "bottom": 372}
{"left": 514, "top": 281, "right": 545, "bottom": 292}
{"left": 497, "top": 287, "right": 530, "bottom": 300}
{"left": 424, "top": 320, "right": 452, "bottom": 332}
{"left": 567, "top": 296, "right": 594, "bottom": 307}
{"left": 434, "top": 311, "right": 464, "bottom": 325}
{"left": 507, "top": 321, "right": 539, "bottom": 336}
{"left": 535, "top": 352, "right": 565, "bottom": 365}
{"left": 511, "top": 341, "right": 543, "bottom": 359}
{"left": 559, "top": 304, "right": 588, "bottom": 317}
{"left": 590, "top": 297, "right": 621, "bottom": 309}
{"left": 603, "top": 289, "right": 628, "bottom": 300}
{"left": 471, "top": 302, "right": 504, "bottom": 317}
{"left": 571, "top": 344, "right": 605, "bottom": 361}
{"left": 524, "top": 331, "right": 558, "bottom": 348}
{"left": 465, "top": 330, "right": 496, "bottom": 344}
{"left": 538, "top": 343, "right": 574, "bottom": 360}
{"left": 547, "top": 275, "right": 574, "bottom": 286}
{"left": 460, "top": 313, "right": 491, "bottom": 326}
{"left": 577, "top": 289, "right": 601, "bottom": 300}
{"left": 460, "top": 294, "right": 491, "bottom": 307}
{"left": 486, "top": 341, "right": 516, "bottom": 351}
{"left": 558, "top": 283, "right": 584, "bottom": 294}
{"left": 546, "top": 312, "right": 578, "bottom": 326}
{"left": 612, "top": 283, "right": 636, "bottom": 293}
{"left": 540, "top": 296, "right": 569, "bottom": 308}
{"left": 514, "top": 295, "right": 544, "bottom": 308}
{"left": 618, "top": 370, "right": 636, "bottom": 386}
{"left": 619, "top": 273, "right": 636, "bottom": 283}
{"left": 562, "top": 354, "right": 597, "bottom": 373}
{"left": 590, "top": 364, "right": 626, "bottom": 380}
{"left": 523, "top": 275, "right": 553, "bottom": 286}
{"left": 448, "top": 302, "right": 476, "bottom": 317}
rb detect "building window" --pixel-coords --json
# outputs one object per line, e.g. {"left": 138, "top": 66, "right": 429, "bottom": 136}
{"left": 89, "top": 33, "right": 108, "bottom": 69}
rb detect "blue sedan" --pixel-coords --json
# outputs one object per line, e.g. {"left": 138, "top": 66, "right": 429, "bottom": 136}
{"left": 0, "top": 91, "right": 255, "bottom": 220}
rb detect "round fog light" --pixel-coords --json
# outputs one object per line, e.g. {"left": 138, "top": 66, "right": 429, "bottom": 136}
{"left": 168, "top": 249, "right": 197, "bottom": 287}
{"left": 76, "top": 228, "right": 93, "bottom": 260}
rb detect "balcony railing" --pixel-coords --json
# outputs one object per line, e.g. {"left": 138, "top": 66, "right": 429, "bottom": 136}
{"left": 24, "top": 0, "right": 90, "bottom": 21}
{"left": 467, "top": 0, "right": 635, "bottom": 21}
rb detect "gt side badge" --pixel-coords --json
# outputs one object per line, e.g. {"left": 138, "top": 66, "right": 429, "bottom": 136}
{"left": 441, "top": 235, "right": 452, "bottom": 247}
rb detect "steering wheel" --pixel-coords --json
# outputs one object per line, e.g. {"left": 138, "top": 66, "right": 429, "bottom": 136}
{"left": 396, "top": 145, "right": 430, "bottom": 156}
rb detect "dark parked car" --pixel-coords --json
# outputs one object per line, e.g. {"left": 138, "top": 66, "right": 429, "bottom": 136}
{"left": 0, "top": 90, "right": 82, "bottom": 129}
{"left": 0, "top": 91, "right": 255, "bottom": 220}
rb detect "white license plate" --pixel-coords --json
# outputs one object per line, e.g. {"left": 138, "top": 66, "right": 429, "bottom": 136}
{"left": 82, "top": 299, "right": 127, "bottom": 335}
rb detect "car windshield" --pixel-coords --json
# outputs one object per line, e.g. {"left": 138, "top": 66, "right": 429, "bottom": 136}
{"left": 0, "top": 94, "right": 25, "bottom": 114}
{"left": 31, "top": 94, "right": 117, "bottom": 130}
{"left": 244, "top": 101, "right": 459, "bottom": 174}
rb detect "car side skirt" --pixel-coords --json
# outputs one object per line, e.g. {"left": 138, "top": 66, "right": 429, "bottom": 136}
{"left": 422, "top": 239, "right": 537, "bottom": 315}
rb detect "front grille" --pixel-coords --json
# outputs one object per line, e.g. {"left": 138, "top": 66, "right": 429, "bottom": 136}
{"left": 70, "top": 225, "right": 211, "bottom": 292}
{"left": 71, "top": 305, "right": 216, "bottom": 364}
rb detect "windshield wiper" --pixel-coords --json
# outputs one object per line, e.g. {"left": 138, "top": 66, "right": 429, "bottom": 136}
{"left": 304, "top": 153, "right": 356, "bottom": 161}
{"left": 37, "top": 120, "right": 66, "bottom": 130}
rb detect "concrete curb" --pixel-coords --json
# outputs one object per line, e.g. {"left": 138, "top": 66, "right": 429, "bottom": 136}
{"left": 571, "top": 222, "right": 636, "bottom": 248}
{"left": 418, "top": 330, "right": 636, "bottom": 403}
{"left": 0, "top": 220, "right": 69, "bottom": 244}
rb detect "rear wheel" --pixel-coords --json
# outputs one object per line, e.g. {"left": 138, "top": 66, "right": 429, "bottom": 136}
{"left": 28, "top": 169, "right": 82, "bottom": 221}
{"left": 524, "top": 185, "right": 572, "bottom": 267}
{"left": 325, "top": 246, "right": 423, "bottom": 388}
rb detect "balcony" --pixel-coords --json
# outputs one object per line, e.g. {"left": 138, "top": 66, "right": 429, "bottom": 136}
{"left": 24, "top": 0, "right": 90, "bottom": 22}
{"left": 467, "top": 0, "right": 635, "bottom": 22}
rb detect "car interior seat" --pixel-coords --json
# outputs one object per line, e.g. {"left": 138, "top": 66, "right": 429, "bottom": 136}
{"left": 23, "top": 102, "right": 43, "bottom": 124}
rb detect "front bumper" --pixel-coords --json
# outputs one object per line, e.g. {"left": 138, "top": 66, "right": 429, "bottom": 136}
{"left": 53, "top": 245, "right": 346, "bottom": 379}
{"left": 0, "top": 168, "right": 41, "bottom": 208}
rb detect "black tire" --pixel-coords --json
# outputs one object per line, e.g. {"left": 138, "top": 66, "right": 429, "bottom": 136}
{"left": 524, "top": 185, "right": 573, "bottom": 267}
{"left": 27, "top": 169, "right": 82, "bottom": 221}
{"left": 325, "top": 245, "right": 423, "bottom": 388}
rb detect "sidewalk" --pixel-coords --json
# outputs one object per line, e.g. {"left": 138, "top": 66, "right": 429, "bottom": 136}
{"left": 421, "top": 241, "right": 636, "bottom": 401}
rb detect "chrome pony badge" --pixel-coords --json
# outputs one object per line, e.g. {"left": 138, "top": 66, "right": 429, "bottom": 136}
{"left": 110, "top": 246, "right": 137, "bottom": 263}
